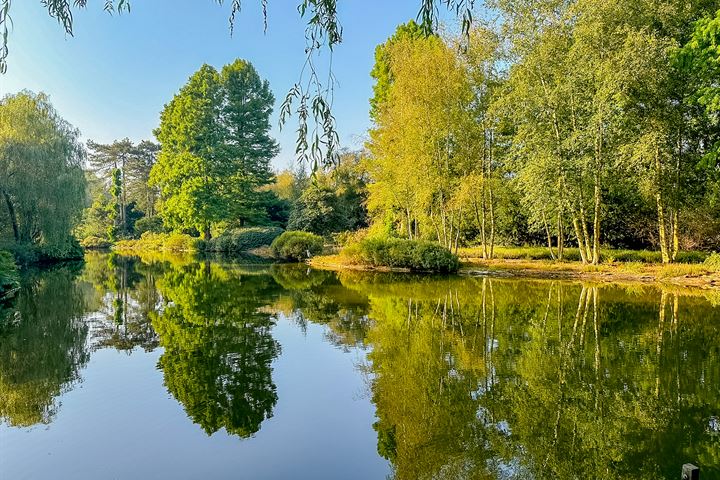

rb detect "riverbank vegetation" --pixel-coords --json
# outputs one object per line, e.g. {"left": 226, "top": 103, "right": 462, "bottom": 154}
{"left": 0, "top": 251, "right": 19, "bottom": 298}
{"left": 270, "top": 231, "right": 324, "bottom": 261}
{"left": 0, "top": 92, "right": 85, "bottom": 265}
{"left": 5, "top": 3, "right": 720, "bottom": 276}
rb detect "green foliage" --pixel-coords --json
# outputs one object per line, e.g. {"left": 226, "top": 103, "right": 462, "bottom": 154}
{"left": 80, "top": 236, "right": 112, "bottom": 250}
{"left": 133, "top": 216, "right": 165, "bottom": 236}
{"left": 271, "top": 231, "right": 324, "bottom": 261}
{"left": 0, "top": 91, "right": 86, "bottom": 261}
{"left": 287, "top": 150, "right": 369, "bottom": 236}
{"left": 115, "top": 232, "right": 199, "bottom": 252}
{"left": 151, "top": 60, "right": 278, "bottom": 237}
{"left": 2, "top": 239, "right": 84, "bottom": 266}
{"left": 332, "top": 228, "right": 369, "bottom": 247}
{"left": 204, "top": 227, "right": 283, "bottom": 253}
{"left": 343, "top": 237, "right": 460, "bottom": 273}
{"left": 370, "top": 20, "right": 425, "bottom": 121}
{"left": 704, "top": 252, "right": 720, "bottom": 270}
{"left": 81, "top": 138, "right": 161, "bottom": 241}
{"left": 0, "top": 250, "right": 18, "bottom": 296}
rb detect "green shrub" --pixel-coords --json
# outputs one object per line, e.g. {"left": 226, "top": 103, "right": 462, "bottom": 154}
{"left": 271, "top": 231, "right": 324, "bottom": 261}
{"left": 704, "top": 252, "right": 720, "bottom": 271}
{"left": 343, "top": 237, "right": 459, "bottom": 273}
{"left": 0, "top": 250, "right": 19, "bottom": 297}
{"left": 204, "top": 227, "right": 284, "bottom": 252}
{"left": 134, "top": 216, "right": 166, "bottom": 236}
{"left": 1, "top": 238, "right": 84, "bottom": 265}
{"left": 332, "top": 229, "right": 369, "bottom": 247}
{"left": 81, "top": 236, "right": 112, "bottom": 250}
{"left": 115, "top": 232, "right": 200, "bottom": 252}
{"left": 676, "top": 251, "right": 708, "bottom": 264}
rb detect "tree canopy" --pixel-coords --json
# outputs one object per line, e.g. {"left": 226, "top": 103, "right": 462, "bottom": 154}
{"left": 0, "top": 91, "right": 85, "bottom": 257}
{"left": 151, "top": 60, "right": 278, "bottom": 239}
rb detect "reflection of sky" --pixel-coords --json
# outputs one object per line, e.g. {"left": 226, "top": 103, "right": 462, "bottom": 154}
{"left": 0, "top": 315, "right": 390, "bottom": 479}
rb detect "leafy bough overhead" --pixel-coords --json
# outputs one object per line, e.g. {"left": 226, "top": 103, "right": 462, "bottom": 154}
{"left": 0, "top": 0, "right": 476, "bottom": 168}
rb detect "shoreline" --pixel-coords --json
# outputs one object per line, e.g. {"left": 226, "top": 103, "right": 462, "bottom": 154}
{"left": 310, "top": 254, "right": 720, "bottom": 290}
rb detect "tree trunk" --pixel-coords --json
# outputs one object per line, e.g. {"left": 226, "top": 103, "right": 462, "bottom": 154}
{"left": 406, "top": 208, "right": 413, "bottom": 240}
{"left": 542, "top": 210, "right": 556, "bottom": 260}
{"left": 592, "top": 174, "right": 601, "bottom": 265}
{"left": 557, "top": 210, "right": 564, "bottom": 261}
{"left": 203, "top": 224, "right": 211, "bottom": 241}
{"left": 654, "top": 146, "right": 671, "bottom": 263}
{"left": 656, "top": 193, "right": 670, "bottom": 264}
{"left": 671, "top": 209, "right": 679, "bottom": 262}
{"left": 480, "top": 186, "right": 488, "bottom": 259}
{"left": 488, "top": 183, "right": 495, "bottom": 260}
{"left": 2, "top": 190, "right": 19, "bottom": 242}
{"left": 572, "top": 214, "right": 589, "bottom": 264}
{"left": 472, "top": 196, "right": 484, "bottom": 255}
{"left": 580, "top": 206, "right": 592, "bottom": 262}
{"left": 121, "top": 156, "right": 127, "bottom": 234}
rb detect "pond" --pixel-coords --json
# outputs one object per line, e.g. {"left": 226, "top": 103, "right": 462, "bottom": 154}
{"left": 0, "top": 252, "right": 719, "bottom": 479}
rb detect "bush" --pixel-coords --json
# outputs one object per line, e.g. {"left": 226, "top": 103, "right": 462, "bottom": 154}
{"left": 1, "top": 238, "right": 84, "bottom": 265}
{"left": 134, "top": 216, "right": 166, "bottom": 236}
{"left": 676, "top": 250, "right": 708, "bottom": 264}
{"left": 271, "top": 231, "right": 324, "bottom": 261}
{"left": 332, "top": 229, "right": 369, "bottom": 247}
{"left": 343, "top": 237, "right": 460, "bottom": 273}
{"left": 115, "top": 232, "right": 200, "bottom": 252}
{"left": 204, "top": 227, "right": 284, "bottom": 253}
{"left": 704, "top": 252, "right": 720, "bottom": 271}
{"left": 0, "top": 250, "right": 19, "bottom": 297}
{"left": 81, "top": 236, "right": 112, "bottom": 250}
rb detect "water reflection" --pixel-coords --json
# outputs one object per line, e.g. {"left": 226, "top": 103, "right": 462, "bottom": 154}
{"left": 151, "top": 261, "right": 281, "bottom": 437}
{"left": 0, "top": 254, "right": 719, "bottom": 479}
{"left": 0, "top": 266, "right": 88, "bottom": 427}
{"left": 82, "top": 253, "right": 160, "bottom": 351}
{"left": 336, "top": 274, "right": 720, "bottom": 479}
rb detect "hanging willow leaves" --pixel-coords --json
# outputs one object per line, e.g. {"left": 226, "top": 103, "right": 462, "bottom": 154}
{"left": 0, "top": 0, "right": 476, "bottom": 167}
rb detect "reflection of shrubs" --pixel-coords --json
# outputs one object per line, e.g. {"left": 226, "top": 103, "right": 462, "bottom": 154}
{"left": 271, "top": 231, "right": 324, "bottom": 261}
{"left": 270, "top": 264, "right": 332, "bottom": 290}
{"left": 115, "top": 232, "right": 199, "bottom": 252}
{"left": 204, "top": 227, "right": 283, "bottom": 253}
{"left": 343, "top": 238, "right": 459, "bottom": 273}
{"left": 81, "top": 236, "right": 112, "bottom": 250}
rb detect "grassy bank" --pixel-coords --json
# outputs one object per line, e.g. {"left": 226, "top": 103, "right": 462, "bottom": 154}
{"left": 311, "top": 246, "right": 720, "bottom": 289}
{"left": 114, "top": 232, "right": 201, "bottom": 253}
{"left": 459, "top": 246, "right": 707, "bottom": 264}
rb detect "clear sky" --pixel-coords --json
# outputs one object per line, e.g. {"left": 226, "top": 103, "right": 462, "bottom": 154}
{"left": 0, "top": 0, "right": 449, "bottom": 170}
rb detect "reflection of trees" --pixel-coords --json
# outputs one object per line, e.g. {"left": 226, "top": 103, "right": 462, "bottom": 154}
{"left": 0, "top": 267, "right": 88, "bottom": 427}
{"left": 269, "top": 264, "right": 371, "bottom": 349}
{"left": 81, "top": 252, "right": 160, "bottom": 352}
{"left": 339, "top": 275, "right": 720, "bottom": 480}
{"left": 151, "top": 262, "right": 281, "bottom": 438}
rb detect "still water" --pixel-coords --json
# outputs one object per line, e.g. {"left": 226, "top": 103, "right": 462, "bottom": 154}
{"left": 0, "top": 252, "right": 719, "bottom": 479}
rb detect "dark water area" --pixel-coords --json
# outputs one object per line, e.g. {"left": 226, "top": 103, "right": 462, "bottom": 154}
{"left": 0, "top": 252, "right": 718, "bottom": 479}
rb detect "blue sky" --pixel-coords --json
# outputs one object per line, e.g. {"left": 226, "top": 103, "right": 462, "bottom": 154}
{"left": 0, "top": 0, "right": 451, "bottom": 169}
